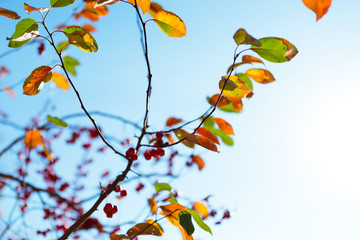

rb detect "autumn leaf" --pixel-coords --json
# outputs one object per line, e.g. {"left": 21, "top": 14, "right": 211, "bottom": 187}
{"left": 8, "top": 18, "right": 39, "bottom": 48}
{"left": 52, "top": 72, "right": 69, "bottom": 90}
{"left": 193, "top": 202, "right": 209, "bottom": 219}
{"left": 190, "top": 155, "right": 205, "bottom": 171}
{"left": 148, "top": 197, "right": 158, "bottom": 215}
{"left": 160, "top": 203, "right": 188, "bottom": 226}
{"left": 166, "top": 117, "right": 182, "bottom": 127}
{"left": 245, "top": 68, "right": 275, "bottom": 84}
{"left": 149, "top": 2, "right": 163, "bottom": 17}
{"left": 233, "top": 28, "right": 261, "bottom": 47}
{"left": 302, "top": 0, "right": 332, "bottom": 20}
{"left": 207, "top": 94, "right": 242, "bottom": 113}
{"left": 196, "top": 128, "right": 219, "bottom": 145}
{"left": 82, "top": 24, "right": 96, "bottom": 32}
{"left": 127, "top": 0, "right": 150, "bottom": 14}
{"left": 174, "top": 129, "right": 195, "bottom": 148}
{"left": 186, "top": 134, "right": 218, "bottom": 152}
{"left": 63, "top": 25, "right": 98, "bottom": 52}
{"left": 212, "top": 118, "right": 234, "bottom": 135}
{"left": 219, "top": 75, "right": 252, "bottom": 99}
{"left": 76, "top": 2, "right": 108, "bottom": 21}
{"left": 0, "top": 7, "right": 20, "bottom": 19}
{"left": 251, "top": 37, "right": 298, "bottom": 63}
{"left": 154, "top": 11, "right": 186, "bottom": 38}
{"left": 24, "top": 3, "right": 49, "bottom": 14}
{"left": 2, "top": 86, "right": 16, "bottom": 98}
{"left": 25, "top": 130, "right": 43, "bottom": 149}
{"left": 23, "top": 66, "right": 52, "bottom": 96}
{"left": 126, "top": 222, "right": 163, "bottom": 237}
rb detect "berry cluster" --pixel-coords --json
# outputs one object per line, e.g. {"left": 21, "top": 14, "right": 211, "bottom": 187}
{"left": 143, "top": 148, "right": 165, "bottom": 160}
{"left": 108, "top": 184, "right": 127, "bottom": 197}
{"left": 103, "top": 203, "right": 118, "bottom": 218}
{"left": 126, "top": 147, "right": 138, "bottom": 161}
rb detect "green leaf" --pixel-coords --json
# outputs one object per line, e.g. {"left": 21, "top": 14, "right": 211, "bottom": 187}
{"left": 63, "top": 56, "right": 80, "bottom": 76}
{"left": 233, "top": 28, "right": 261, "bottom": 47}
{"left": 217, "top": 101, "right": 240, "bottom": 113}
{"left": 47, "top": 115, "right": 68, "bottom": 127}
{"left": 178, "top": 211, "right": 194, "bottom": 236}
{"left": 187, "top": 208, "right": 212, "bottom": 235}
{"left": 235, "top": 73, "right": 253, "bottom": 90}
{"left": 211, "top": 129, "right": 234, "bottom": 146}
{"left": 50, "top": 0, "right": 75, "bottom": 8}
{"left": 203, "top": 117, "right": 215, "bottom": 129}
{"left": 251, "top": 37, "right": 298, "bottom": 63}
{"left": 154, "top": 183, "right": 172, "bottom": 193}
{"left": 8, "top": 18, "right": 38, "bottom": 48}
{"left": 63, "top": 25, "right": 98, "bottom": 52}
{"left": 56, "top": 41, "right": 69, "bottom": 52}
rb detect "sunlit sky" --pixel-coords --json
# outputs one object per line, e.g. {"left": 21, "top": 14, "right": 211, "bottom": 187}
{"left": 1, "top": 0, "right": 360, "bottom": 239}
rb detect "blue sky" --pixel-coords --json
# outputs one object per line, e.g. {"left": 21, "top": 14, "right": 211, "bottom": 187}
{"left": 1, "top": 0, "right": 360, "bottom": 239}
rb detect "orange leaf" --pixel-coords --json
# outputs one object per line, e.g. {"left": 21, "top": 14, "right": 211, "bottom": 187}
{"left": 148, "top": 197, "right": 158, "bottom": 215}
{"left": 1, "top": 66, "right": 9, "bottom": 74}
{"left": 166, "top": 117, "right": 182, "bottom": 127}
{"left": 196, "top": 127, "right": 219, "bottom": 145}
{"left": 190, "top": 155, "right": 205, "bottom": 171}
{"left": 242, "top": 55, "right": 264, "bottom": 65}
{"left": 23, "top": 66, "right": 52, "bottom": 96}
{"left": 245, "top": 68, "right": 275, "bottom": 84}
{"left": 52, "top": 72, "right": 69, "bottom": 90}
{"left": 186, "top": 134, "right": 218, "bottom": 152}
{"left": 126, "top": 222, "right": 163, "bottom": 237}
{"left": 160, "top": 203, "right": 188, "bottom": 226}
{"left": 212, "top": 118, "right": 234, "bottom": 135}
{"left": 110, "top": 234, "right": 129, "bottom": 240}
{"left": 24, "top": 3, "right": 49, "bottom": 14}
{"left": 231, "top": 98, "right": 243, "bottom": 112}
{"left": 193, "top": 202, "right": 209, "bottom": 219}
{"left": 2, "top": 86, "right": 16, "bottom": 98}
{"left": 127, "top": 0, "right": 150, "bottom": 14}
{"left": 208, "top": 94, "right": 230, "bottom": 107}
{"left": 149, "top": 2, "right": 163, "bottom": 17}
{"left": 165, "top": 133, "right": 174, "bottom": 144}
{"left": 302, "top": 0, "right": 332, "bottom": 20}
{"left": 82, "top": 24, "right": 96, "bottom": 32}
{"left": 0, "top": 7, "right": 20, "bottom": 19}
{"left": 25, "top": 130, "right": 43, "bottom": 149}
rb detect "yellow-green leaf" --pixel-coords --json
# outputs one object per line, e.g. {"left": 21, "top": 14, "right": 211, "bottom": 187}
{"left": 174, "top": 129, "right": 195, "bottom": 148}
{"left": 8, "top": 18, "right": 38, "bottom": 48}
{"left": 219, "top": 75, "right": 252, "bottom": 99}
{"left": 63, "top": 25, "right": 98, "bottom": 52}
{"left": 50, "top": 0, "right": 75, "bottom": 8}
{"left": 233, "top": 28, "right": 261, "bottom": 47}
{"left": 23, "top": 66, "right": 52, "bottom": 96}
{"left": 154, "top": 11, "right": 186, "bottom": 38}
{"left": 245, "top": 68, "right": 275, "bottom": 84}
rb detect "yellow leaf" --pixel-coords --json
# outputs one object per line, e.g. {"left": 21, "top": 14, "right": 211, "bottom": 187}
{"left": 245, "top": 68, "right": 275, "bottom": 84}
{"left": 127, "top": 0, "right": 150, "bottom": 14}
{"left": 52, "top": 72, "right": 69, "bottom": 90}
{"left": 154, "top": 11, "right": 186, "bottom": 38}
{"left": 25, "top": 130, "right": 43, "bottom": 149}
{"left": 219, "top": 75, "right": 252, "bottom": 99}
{"left": 186, "top": 134, "right": 218, "bottom": 152}
{"left": 193, "top": 202, "right": 209, "bottom": 219}
{"left": 212, "top": 118, "right": 234, "bottom": 135}
{"left": 23, "top": 66, "right": 52, "bottom": 96}
{"left": 0, "top": 7, "right": 20, "bottom": 19}
{"left": 302, "top": 0, "right": 332, "bottom": 20}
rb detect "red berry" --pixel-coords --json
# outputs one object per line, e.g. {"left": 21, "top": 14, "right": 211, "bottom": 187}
{"left": 144, "top": 150, "right": 152, "bottom": 160}
{"left": 112, "top": 205, "right": 118, "bottom": 214}
{"left": 157, "top": 148, "right": 165, "bottom": 157}
{"left": 120, "top": 190, "right": 127, "bottom": 197}
{"left": 115, "top": 185, "right": 121, "bottom": 192}
{"left": 126, "top": 148, "right": 136, "bottom": 158}
{"left": 156, "top": 132, "right": 163, "bottom": 139}
{"left": 104, "top": 203, "right": 112, "bottom": 214}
